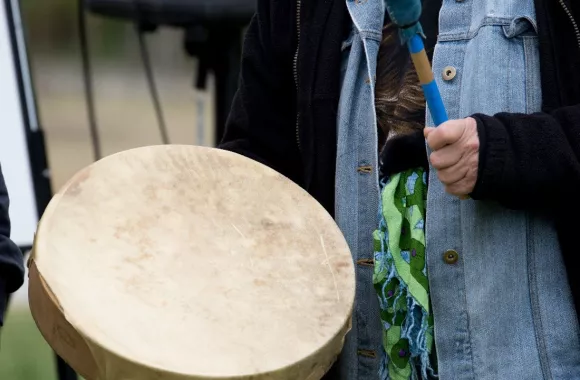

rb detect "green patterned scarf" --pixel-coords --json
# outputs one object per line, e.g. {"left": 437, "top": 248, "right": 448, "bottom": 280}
{"left": 373, "top": 168, "right": 436, "bottom": 380}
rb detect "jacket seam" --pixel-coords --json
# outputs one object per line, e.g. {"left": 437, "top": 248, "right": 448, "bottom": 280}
{"left": 526, "top": 215, "right": 553, "bottom": 380}
{"left": 357, "top": 29, "right": 382, "bottom": 42}
{"left": 458, "top": 218, "right": 477, "bottom": 380}
{"left": 438, "top": 16, "right": 539, "bottom": 42}
{"left": 523, "top": 36, "right": 532, "bottom": 113}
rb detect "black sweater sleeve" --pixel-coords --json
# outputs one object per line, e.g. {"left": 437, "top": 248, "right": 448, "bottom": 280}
{"left": 0, "top": 166, "right": 25, "bottom": 326}
{"left": 470, "top": 104, "right": 580, "bottom": 211}
{"left": 218, "top": 0, "right": 303, "bottom": 185}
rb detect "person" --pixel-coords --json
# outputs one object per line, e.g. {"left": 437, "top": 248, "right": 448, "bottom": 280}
{"left": 0, "top": 165, "right": 25, "bottom": 329}
{"left": 219, "top": 0, "right": 580, "bottom": 379}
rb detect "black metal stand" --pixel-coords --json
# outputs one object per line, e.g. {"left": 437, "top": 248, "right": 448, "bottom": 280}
{"left": 85, "top": 0, "right": 253, "bottom": 146}
{"left": 56, "top": 356, "right": 78, "bottom": 380}
{"left": 184, "top": 24, "right": 243, "bottom": 144}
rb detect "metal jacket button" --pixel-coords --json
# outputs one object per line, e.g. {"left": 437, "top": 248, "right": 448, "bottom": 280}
{"left": 443, "top": 66, "right": 457, "bottom": 81}
{"left": 443, "top": 249, "right": 459, "bottom": 264}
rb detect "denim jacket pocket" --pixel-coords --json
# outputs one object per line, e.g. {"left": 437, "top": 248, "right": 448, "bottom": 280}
{"left": 435, "top": 14, "right": 542, "bottom": 118}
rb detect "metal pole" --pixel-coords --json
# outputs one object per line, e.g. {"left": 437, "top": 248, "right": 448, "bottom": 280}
{"left": 56, "top": 356, "right": 78, "bottom": 380}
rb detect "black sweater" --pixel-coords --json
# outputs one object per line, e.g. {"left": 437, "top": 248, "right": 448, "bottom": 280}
{"left": 220, "top": 0, "right": 580, "bottom": 320}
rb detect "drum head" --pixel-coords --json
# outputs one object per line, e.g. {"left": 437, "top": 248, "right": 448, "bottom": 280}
{"left": 31, "top": 145, "right": 355, "bottom": 379}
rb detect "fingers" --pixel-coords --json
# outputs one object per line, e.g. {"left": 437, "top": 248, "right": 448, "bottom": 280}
{"left": 445, "top": 180, "right": 472, "bottom": 197}
{"left": 436, "top": 159, "right": 468, "bottom": 184}
{"left": 424, "top": 120, "right": 466, "bottom": 151}
{"left": 424, "top": 118, "right": 480, "bottom": 199}
{"left": 443, "top": 165, "right": 478, "bottom": 197}
{"left": 429, "top": 144, "right": 463, "bottom": 170}
{"left": 424, "top": 127, "right": 435, "bottom": 137}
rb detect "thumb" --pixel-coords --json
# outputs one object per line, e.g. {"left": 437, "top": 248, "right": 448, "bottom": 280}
{"left": 424, "top": 127, "right": 435, "bottom": 138}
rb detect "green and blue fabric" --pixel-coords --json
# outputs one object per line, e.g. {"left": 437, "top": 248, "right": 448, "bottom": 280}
{"left": 373, "top": 167, "right": 435, "bottom": 380}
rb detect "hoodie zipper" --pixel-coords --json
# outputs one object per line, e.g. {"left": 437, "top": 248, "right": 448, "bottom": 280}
{"left": 559, "top": 0, "right": 580, "bottom": 51}
{"left": 294, "top": 0, "right": 302, "bottom": 151}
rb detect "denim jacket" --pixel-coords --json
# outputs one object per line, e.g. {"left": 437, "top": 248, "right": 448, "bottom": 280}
{"left": 335, "top": 1, "right": 386, "bottom": 378}
{"left": 336, "top": 0, "right": 580, "bottom": 379}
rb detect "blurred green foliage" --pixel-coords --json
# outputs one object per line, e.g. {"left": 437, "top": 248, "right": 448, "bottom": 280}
{"left": 0, "top": 307, "right": 58, "bottom": 380}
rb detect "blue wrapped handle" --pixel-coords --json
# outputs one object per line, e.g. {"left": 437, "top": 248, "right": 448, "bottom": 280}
{"left": 408, "top": 35, "right": 449, "bottom": 127}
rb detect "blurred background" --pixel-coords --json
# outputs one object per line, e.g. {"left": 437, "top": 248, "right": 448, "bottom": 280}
{"left": 1, "top": 0, "right": 252, "bottom": 378}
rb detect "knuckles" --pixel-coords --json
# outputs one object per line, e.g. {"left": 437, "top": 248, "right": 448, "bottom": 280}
{"left": 465, "top": 137, "right": 480, "bottom": 152}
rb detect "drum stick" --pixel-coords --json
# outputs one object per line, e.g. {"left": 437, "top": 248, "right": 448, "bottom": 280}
{"left": 408, "top": 34, "right": 449, "bottom": 126}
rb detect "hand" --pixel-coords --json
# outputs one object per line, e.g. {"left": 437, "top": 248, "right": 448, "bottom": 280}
{"left": 424, "top": 117, "right": 479, "bottom": 198}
